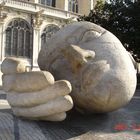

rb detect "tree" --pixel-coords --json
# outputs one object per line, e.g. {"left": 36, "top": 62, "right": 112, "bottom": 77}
{"left": 78, "top": 0, "right": 140, "bottom": 62}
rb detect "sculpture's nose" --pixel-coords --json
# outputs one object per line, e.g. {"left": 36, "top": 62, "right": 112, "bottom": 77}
{"left": 61, "top": 44, "right": 95, "bottom": 73}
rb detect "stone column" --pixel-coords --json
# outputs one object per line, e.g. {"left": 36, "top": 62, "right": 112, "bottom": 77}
{"left": 64, "top": 0, "right": 68, "bottom": 11}
{"left": 32, "top": 27, "right": 40, "bottom": 71}
{"left": 0, "top": 3, "right": 7, "bottom": 61}
{"left": 0, "top": 22, "right": 4, "bottom": 62}
{"left": 0, "top": 3, "right": 7, "bottom": 87}
{"left": 31, "top": 10, "right": 44, "bottom": 71}
{"left": 0, "top": 22, "right": 4, "bottom": 87}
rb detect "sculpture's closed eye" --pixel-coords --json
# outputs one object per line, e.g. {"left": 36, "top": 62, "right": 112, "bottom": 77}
{"left": 80, "top": 30, "right": 102, "bottom": 43}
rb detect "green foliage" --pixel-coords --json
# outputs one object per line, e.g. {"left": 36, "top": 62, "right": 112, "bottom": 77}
{"left": 78, "top": 0, "right": 140, "bottom": 62}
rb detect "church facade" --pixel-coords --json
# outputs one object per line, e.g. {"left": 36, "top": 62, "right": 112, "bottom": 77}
{"left": 0, "top": 0, "right": 96, "bottom": 70}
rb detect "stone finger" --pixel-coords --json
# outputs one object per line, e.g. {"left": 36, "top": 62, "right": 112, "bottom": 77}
{"left": 12, "top": 95, "right": 73, "bottom": 118}
{"left": 3, "top": 71, "right": 54, "bottom": 92}
{"left": 7, "top": 80, "right": 72, "bottom": 107}
{"left": 1, "top": 57, "right": 29, "bottom": 74}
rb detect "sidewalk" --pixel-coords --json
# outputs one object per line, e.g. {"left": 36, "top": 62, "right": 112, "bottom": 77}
{"left": 0, "top": 90, "right": 140, "bottom": 140}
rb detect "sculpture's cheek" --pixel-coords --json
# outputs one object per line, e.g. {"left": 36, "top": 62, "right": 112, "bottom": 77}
{"left": 80, "top": 60, "right": 110, "bottom": 92}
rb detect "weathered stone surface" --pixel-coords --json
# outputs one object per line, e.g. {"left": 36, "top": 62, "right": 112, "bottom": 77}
{"left": 38, "top": 21, "right": 137, "bottom": 113}
{"left": 2, "top": 58, "right": 73, "bottom": 121}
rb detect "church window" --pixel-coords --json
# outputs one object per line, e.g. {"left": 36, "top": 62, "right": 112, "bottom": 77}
{"left": 5, "top": 18, "right": 33, "bottom": 58}
{"left": 40, "top": 0, "right": 56, "bottom": 7}
{"left": 68, "top": 0, "right": 78, "bottom": 13}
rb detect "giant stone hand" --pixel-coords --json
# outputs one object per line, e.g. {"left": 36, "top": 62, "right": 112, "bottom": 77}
{"left": 38, "top": 21, "right": 137, "bottom": 113}
{"left": 2, "top": 57, "right": 73, "bottom": 121}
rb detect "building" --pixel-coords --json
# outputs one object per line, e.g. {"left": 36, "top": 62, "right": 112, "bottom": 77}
{"left": 0, "top": 0, "right": 96, "bottom": 71}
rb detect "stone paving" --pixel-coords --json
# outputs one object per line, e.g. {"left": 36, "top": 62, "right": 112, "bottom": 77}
{"left": 0, "top": 90, "right": 140, "bottom": 140}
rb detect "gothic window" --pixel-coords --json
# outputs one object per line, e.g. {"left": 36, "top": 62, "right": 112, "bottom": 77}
{"left": 68, "top": 0, "right": 78, "bottom": 13}
{"left": 5, "top": 18, "right": 33, "bottom": 58}
{"left": 40, "top": 0, "right": 56, "bottom": 7}
{"left": 41, "top": 24, "right": 59, "bottom": 47}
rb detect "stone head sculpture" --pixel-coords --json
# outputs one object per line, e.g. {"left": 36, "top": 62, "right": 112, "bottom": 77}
{"left": 38, "top": 22, "right": 137, "bottom": 113}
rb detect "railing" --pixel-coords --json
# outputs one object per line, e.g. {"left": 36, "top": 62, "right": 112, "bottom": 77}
{"left": 1, "top": 0, "right": 35, "bottom": 9}
{"left": 0, "top": 0, "right": 79, "bottom": 19}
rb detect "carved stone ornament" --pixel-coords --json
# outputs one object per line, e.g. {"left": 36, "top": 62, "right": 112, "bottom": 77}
{"left": 33, "top": 9, "right": 44, "bottom": 29}
{"left": 0, "top": 2, "right": 7, "bottom": 23}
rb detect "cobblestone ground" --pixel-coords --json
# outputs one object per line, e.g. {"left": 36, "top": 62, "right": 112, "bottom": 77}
{"left": 0, "top": 90, "right": 140, "bottom": 140}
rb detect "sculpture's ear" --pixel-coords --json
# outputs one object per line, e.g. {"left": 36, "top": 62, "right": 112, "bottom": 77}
{"left": 61, "top": 44, "right": 95, "bottom": 73}
{"left": 136, "top": 63, "right": 140, "bottom": 74}
{"left": 127, "top": 52, "right": 139, "bottom": 73}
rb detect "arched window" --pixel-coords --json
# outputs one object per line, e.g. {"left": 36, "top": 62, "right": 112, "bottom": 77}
{"left": 68, "top": 0, "right": 78, "bottom": 13}
{"left": 5, "top": 18, "right": 33, "bottom": 58}
{"left": 41, "top": 25, "right": 59, "bottom": 47}
{"left": 40, "top": 0, "right": 56, "bottom": 7}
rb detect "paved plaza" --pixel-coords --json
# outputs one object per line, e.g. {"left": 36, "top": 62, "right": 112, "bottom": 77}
{"left": 0, "top": 89, "right": 140, "bottom": 140}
